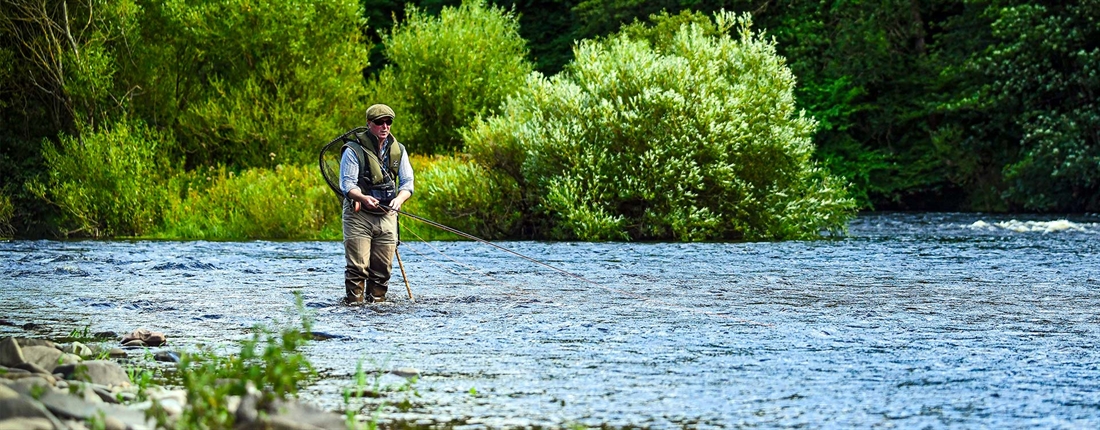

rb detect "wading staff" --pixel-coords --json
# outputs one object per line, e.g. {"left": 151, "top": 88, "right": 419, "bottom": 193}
{"left": 395, "top": 248, "right": 413, "bottom": 301}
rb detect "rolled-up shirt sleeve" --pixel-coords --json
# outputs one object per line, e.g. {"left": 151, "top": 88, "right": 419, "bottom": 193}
{"left": 397, "top": 149, "right": 414, "bottom": 194}
{"left": 339, "top": 148, "right": 360, "bottom": 198}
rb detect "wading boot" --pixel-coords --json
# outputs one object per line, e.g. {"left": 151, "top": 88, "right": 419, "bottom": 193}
{"left": 345, "top": 280, "right": 366, "bottom": 305}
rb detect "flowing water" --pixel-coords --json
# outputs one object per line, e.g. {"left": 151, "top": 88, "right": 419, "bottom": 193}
{"left": 2, "top": 212, "right": 1099, "bottom": 428}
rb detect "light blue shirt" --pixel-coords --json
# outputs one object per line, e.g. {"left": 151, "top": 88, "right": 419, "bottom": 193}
{"left": 339, "top": 137, "right": 414, "bottom": 199}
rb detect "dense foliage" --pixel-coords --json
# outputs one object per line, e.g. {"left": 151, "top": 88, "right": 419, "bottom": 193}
{"left": 366, "top": 0, "right": 532, "bottom": 154}
{"left": 2, "top": 0, "right": 1096, "bottom": 239}
{"left": 464, "top": 12, "right": 855, "bottom": 241}
{"left": 1, "top": 0, "right": 367, "bottom": 237}
{"left": 133, "top": 0, "right": 369, "bottom": 169}
{"left": 29, "top": 120, "right": 171, "bottom": 237}
{"left": 933, "top": 1, "right": 1100, "bottom": 211}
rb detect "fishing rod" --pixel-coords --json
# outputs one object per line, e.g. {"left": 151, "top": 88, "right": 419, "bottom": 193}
{"left": 319, "top": 130, "right": 768, "bottom": 325}
{"left": 374, "top": 203, "right": 600, "bottom": 286}
{"left": 384, "top": 203, "right": 772, "bottom": 326}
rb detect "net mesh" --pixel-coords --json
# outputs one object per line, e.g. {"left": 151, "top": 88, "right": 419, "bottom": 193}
{"left": 318, "top": 127, "right": 367, "bottom": 201}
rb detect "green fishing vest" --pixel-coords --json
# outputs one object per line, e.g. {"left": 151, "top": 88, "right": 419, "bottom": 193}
{"left": 342, "top": 132, "right": 405, "bottom": 204}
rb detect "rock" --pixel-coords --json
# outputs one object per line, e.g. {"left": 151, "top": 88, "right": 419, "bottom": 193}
{"left": 0, "top": 338, "right": 25, "bottom": 367}
{"left": 144, "top": 333, "right": 166, "bottom": 347}
{"left": 12, "top": 361, "right": 52, "bottom": 376}
{"left": 62, "top": 342, "right": 93, "bottom": 358}
{"left": 91, "top": 385, "right": 119, "bottom": 404}
{"left": 121, "top": 329, "right": 167, "bottom": 347}
{"left": 15, "top": 339, "right": 56, "bottom": 349}
{"left": 116, "top": 391, "right": 137, "bottom": 403}
{"left": 154, "top": 396, "right": 185, "bottom": 417}
{"left": 235, "top": 390, "right": 260, "bottom": 425}
{"left": 54, "top": 361, "right": 130, "bottom": 387}
{"left": 390, "top": 367, "right": 420, "bottom": 378}
{"left": 0, "top": 417, "right": 56, "bottom": 430}
{"left": 0, "top": 372, "right": 46, "bottom": 382}
{"left": 36, "top": 389, "right": 152, "bottom": 429}
{"left": 0, "top": 365, "right": 29, "bottom": 376}
{"left": 0, "top": 384, "right": 18, "bottom": 400}
{"left": 237, "top": 396, "right": 347, "bottom": 430}
{"left": 107, "top": 348, "right": 127, "bottom": 359}
{"left": 102, "top": 416, "right": 127, "bottom": 430}
{"left": 0, "top": 384, "right": 64, "bottom": 429}
{"left": 135, "top": 387, "right": 187, "bottom": 417}
{"left": 6, "top": 377, "right": 58, "bottom": 398}
{"left": 121, "top": 340, "right": 146, "bottom": 348}
{"left": 153, "top": 351, "right": 180, "bottom": 363}
{"left": 20, "top": 346, "right": 60, "bottom": 370}
{"left": 6, "top": 367, "right": 55, "bottom": 386}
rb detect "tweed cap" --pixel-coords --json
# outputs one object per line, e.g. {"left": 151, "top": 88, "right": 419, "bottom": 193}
{"left": 365, "top": 104, "right": 395, "bottom": 122}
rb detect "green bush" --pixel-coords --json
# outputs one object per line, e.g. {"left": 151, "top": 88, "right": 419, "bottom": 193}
{"left": 464, "top": 12, "right": 855, "bottom": 241}
{"left": 0, "top": 192, "right": 12, "bottom": 238}
{"left": 367, "top": 0, "right": 532, "bottom": 154}
{"left": 131, "top": 0, "right": 368, "bottom": 168}
{"left": 156, "top": 164, "right": 342, "bottom": 240}
{"left": 28, "top": 120, "right": 171, "bottom": 237}
{"left": 409, "top": 154, "right": 522, "bottom": 240}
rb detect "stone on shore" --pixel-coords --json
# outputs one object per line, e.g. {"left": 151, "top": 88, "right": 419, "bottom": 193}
{"left": 15, "top": 339, "right": 56, "bottom": 349}
{"left": 35, "top": 387, "right": 153, "bottom": 429}
{"left": 54, "top": 361, "right": 131, "bottom": 387}
{"left": 12, "top": 361, "right": 53, "bottom": 377}
{"left": 391, "top": 367, "right": 420, "bottom": 378}
{"left": 21, "top": 346, "right": 80, "bottom": 373}
{"left": 236, "top": 395, "right": 348, "bottom": 430}
{"left": 0, "top": 384, "right": 65, "bottom": 429}
{"left": 0, "top": 338, "right": 25, "bottom": 367}
{"left": 0, "top": 417, "right": 56, "bottom": 430}
{"left": 62, "top": 342, "right": 94, "bottom": 358}
{"left": 121, "top": 329, "right": 167, "bottom": 347}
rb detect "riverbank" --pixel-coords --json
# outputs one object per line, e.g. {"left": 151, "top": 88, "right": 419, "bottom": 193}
{"left": 0, "top": 324, "right": 400, "bottom": 429}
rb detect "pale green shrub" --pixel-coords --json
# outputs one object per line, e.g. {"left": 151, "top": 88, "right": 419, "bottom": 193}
{"left": 157, "top": 164, "right": 341, "bottom": 240}
{"left": 29, "top": 120, "right": 171, "bottom": 237}
{"left": 412, "top": 155, "right": 523, "bottom": 239}
{"left": 465, "top": 12, "right": 855, "bottom": 241}
{"left": 368, "top": 0, "right": 532, "bottom": 154}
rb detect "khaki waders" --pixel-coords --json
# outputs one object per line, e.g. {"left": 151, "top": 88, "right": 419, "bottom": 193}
{"left": 343, "top": 201, "right": 398, "bottom": 303}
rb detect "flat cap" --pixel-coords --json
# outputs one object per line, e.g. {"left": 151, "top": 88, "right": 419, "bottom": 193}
{"left": 366, "top": 104, "right": 395, "bottom": 121}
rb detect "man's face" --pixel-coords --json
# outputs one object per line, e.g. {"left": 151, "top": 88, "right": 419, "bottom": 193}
{"left": 369, "top": 116, "right": 392, "bottom": 142}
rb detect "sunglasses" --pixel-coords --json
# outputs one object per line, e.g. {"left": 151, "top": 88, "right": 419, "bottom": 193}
{"left": 371, "top": 118, "right": 393, "bottom": 126}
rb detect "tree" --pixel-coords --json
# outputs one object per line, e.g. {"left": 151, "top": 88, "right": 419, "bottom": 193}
{"left": 368, "top": 0, "right": 533, "bottom": 154}
{"left": 933, "top": 0, "right": 1100, "bottom": 211}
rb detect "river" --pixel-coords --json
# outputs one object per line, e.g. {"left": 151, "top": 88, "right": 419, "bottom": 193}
{"left": 2, "top": 212, "right": 1098, "bottom": 428}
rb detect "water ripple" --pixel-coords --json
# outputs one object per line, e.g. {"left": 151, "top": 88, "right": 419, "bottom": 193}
{"left": 1, "top": 213, "right": 1099, "bottom": 428}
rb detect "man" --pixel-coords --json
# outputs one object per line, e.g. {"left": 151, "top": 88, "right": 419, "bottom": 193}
{"left": 339, "top": 104, "right": 414, "bottom": 304}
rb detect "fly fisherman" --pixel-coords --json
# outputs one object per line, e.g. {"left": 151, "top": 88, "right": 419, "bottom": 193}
{"left": 339, "top": 104, "right": 414, "bottom": 304}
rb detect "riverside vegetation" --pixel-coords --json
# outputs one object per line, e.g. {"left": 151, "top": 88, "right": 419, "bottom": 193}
{"left": 0, "top": 298, "right": 422, "bottom": 429}
{"left": 3, "top": 0, "right": 1097, "bottom": 241}
{"left": 0, "top": 0, "right": 821, "bottom": 240}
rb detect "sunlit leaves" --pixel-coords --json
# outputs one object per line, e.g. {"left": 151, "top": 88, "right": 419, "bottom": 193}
{"left": 465, "top": 11, "right": 856, "bottom": 241}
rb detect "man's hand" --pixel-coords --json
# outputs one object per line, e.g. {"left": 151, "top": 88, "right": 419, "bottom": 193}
{"left": 361, "top": 195, "right": 381, "bottom": 210}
